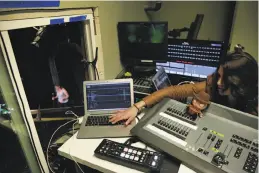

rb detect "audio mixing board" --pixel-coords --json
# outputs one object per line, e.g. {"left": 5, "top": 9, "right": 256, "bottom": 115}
{"left": 131, "top": 98, "right": 258, "bottom": 173}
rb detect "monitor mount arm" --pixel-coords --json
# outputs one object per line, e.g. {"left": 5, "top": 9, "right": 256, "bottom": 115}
{"left": 168, "top": 27, "right": 190, "bottom": 39}
{"left": 144, "top": 1, "right": 162, "bottom": 12}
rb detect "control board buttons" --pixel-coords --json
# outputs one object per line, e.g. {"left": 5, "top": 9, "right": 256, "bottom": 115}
{"left": 134, "top": 157, "right": 139, "bottom": 161}
{"left": 202, "top": 127, "right": 208, "bottom": 131}
{"left": 203, "top": 151, "right": 209, "bottom": 156}
{"left": 197, "top": 148, "right": 203, "bottom": 153}
{"left": 243, "top": 152, "right": 258, "bottom": 173}
{"left": 154, "top": 156, "right": 158, "bottom": 160}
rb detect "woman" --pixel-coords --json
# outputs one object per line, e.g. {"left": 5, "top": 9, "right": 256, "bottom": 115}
{"left": 52, "top": 85, "right": 69, "bottom": 107}
{"left": 110, "top": 44, "right": 258, "bottom": 125}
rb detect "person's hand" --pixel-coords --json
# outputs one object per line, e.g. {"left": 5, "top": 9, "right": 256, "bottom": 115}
{"left": 52, "top": 97, "right": 55, "bottom": 101}
{"left": 109, "top": 106, "right": 138, "bottom": 126}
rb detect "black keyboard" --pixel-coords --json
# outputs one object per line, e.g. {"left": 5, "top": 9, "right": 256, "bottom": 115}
{"left": 119, "top": 76, "right": 153, "bottom": 95}
{"left": 133, "top": 77, "right": 153, "bottom": 87}
{"left": 94, "top": 139, "right": 164, "bottom": 172}
{"left": 134, "top": 86, "right": 152, "bottom": 95}
{"left": 85, "top": 116, "right": 126, "bottom": 126}
{"left": 133, "top": 77, "right": 153, "bottom": 95}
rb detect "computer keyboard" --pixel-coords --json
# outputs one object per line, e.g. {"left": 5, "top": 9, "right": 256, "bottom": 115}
{"left": 133, "top": 86, "right": 152, "bottom": 95}
{"left": 119, "top": 74, "right": 154, "bottom": 95}
{"left": 133, "top": 77, "right": 153, "bottom": 95}
{"left": 85, "top": 116, "right": 126, "bottom": 126}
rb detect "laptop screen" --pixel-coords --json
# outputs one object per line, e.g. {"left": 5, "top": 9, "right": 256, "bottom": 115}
{"left": 85, "top": 81, "right": 132, "bottom": 111}
{"left": 152, "top": 67, "right": 171, "bottom": 90}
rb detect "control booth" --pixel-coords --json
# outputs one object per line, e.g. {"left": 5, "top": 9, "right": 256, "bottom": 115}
{"left": 57, "top": 20, "right": 257, "bottom": 173}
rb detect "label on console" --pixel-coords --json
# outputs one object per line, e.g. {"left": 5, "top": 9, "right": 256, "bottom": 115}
{"left": 146, "top": 124, "right": 187, "bottom": 147}
{"left": 160, "top": 112, "right": 198, "bottom": 130}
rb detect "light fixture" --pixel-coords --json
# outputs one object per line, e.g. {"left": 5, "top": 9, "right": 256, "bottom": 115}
{"left": 31, "top": 26, "right": 46, "bottom": 47}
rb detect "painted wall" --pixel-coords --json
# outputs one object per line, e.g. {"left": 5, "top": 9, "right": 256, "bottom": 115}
{"left": 60, "top": 1, "right": 149, "bottom": 79}
{"left": 150, "top": 1, "right": 232, "bottom": 41}
{"left": 230, "top": 1, "right": 258, "bottom": 60}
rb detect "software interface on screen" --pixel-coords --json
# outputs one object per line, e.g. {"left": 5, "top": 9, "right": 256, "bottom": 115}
{"left": 156, "top": 39, "right": 224, "bottom": 79}
{"left": 152, "top": 67, "right": 171, "bottom": 90}
{"left": 85, "top": 83, "right": 131, "bottom": 111}
{"left": 124, "top": 23, "right": 166, "bottom": 44}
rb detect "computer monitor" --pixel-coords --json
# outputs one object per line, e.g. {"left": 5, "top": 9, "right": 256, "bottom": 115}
{"left": 83, "top": 79, "right": 134, "bottom": 113}
{"left": 156, "top": 39, "right": 225, "bottom": 79}
{"left": 117, "top": 22, "right": 168, "bottom": 65}
{"left": 152, "top": 67, "right": 171, "bottom": 90}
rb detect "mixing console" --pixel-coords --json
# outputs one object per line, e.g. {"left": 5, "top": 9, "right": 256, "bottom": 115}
{"left": 131, "top": 98, "right": 258, "bottom": 173}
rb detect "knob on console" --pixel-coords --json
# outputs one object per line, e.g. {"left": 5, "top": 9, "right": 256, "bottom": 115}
{"left": 211, "top": 152, "right": 229, "bottom": 168}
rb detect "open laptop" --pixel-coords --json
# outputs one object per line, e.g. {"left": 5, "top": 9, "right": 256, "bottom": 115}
{"left": 77, "top": 79, "right": 136, "bottom": 139}
{"left": 152, "top": 67, "right": 171, "bottom": 90}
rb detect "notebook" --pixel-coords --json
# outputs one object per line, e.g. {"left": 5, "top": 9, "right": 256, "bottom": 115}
{"left": 77, "top": 79, "right": 136, "bottom": 139}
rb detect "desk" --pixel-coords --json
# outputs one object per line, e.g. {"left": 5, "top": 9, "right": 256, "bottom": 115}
{"left": 58, "top": 132, "right": 197, "bottom": 173}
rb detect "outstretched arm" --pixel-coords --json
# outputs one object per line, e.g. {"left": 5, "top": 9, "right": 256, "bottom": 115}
{"left": 110, "top": 81, "right": 206, "bottom": 125}
{"left": 142, "top": 81, "right": 206, "bottom": 107}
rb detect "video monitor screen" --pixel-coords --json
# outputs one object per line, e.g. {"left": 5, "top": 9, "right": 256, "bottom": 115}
{"left": 117, "top": 22, "right": 168, "bottom": 63}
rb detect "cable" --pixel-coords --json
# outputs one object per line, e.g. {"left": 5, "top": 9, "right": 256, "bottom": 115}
{"left": 92, "top": 63, "right": 100, "bottom": 80}
{"left": 65, "top": 110, "right": 79, "bottom": 118}
{"left": 47, "top": 119, "right": 77, "bottom": 173}
{"left": 68, "top": 120, "right": 85, "bottom": 173}
{"left": 82, "top": 47, "right": 99, "bottom": 80}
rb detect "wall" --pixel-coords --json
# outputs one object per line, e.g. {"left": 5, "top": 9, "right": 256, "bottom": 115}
{"left": 60, "top": 1, "right": 149, "bottom": 79}
{"left": 150, "top": 1, "right": 232, "bottom": 41}
{"left": 230, "top": 1, "right": 258, "bottom": 60}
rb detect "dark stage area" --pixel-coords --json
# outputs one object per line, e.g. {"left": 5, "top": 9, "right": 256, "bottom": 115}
{"left": 9, "top": 22, "right": 86, "bottom": 110}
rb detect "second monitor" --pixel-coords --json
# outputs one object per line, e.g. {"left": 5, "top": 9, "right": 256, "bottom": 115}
{"left": 156, "top": 39, "right": 226, "bottom": 80}
{"left": 117, "top": 22, "right": 168, "bottom": 65}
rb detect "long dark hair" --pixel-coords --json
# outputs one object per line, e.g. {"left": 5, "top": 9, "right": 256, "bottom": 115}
{"left": 209, "top": 45, "right": 258, "bottom": 114}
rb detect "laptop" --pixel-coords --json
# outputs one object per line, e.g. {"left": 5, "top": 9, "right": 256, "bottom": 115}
{"left": 77, "top": 79, "right": 136, "bottom": 139}
{"left": 152, "top": 67, "right": 171, "bottom": 90}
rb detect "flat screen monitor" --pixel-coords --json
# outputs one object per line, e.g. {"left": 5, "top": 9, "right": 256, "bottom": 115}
{"left": 156, "top": 39, "right": 225, "bottom": 79}
{"left": 152, "top": 67, "right": 171, "bottom": 90}
{"left": 117, "top": 22, "right": 168, "bottom": 64}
